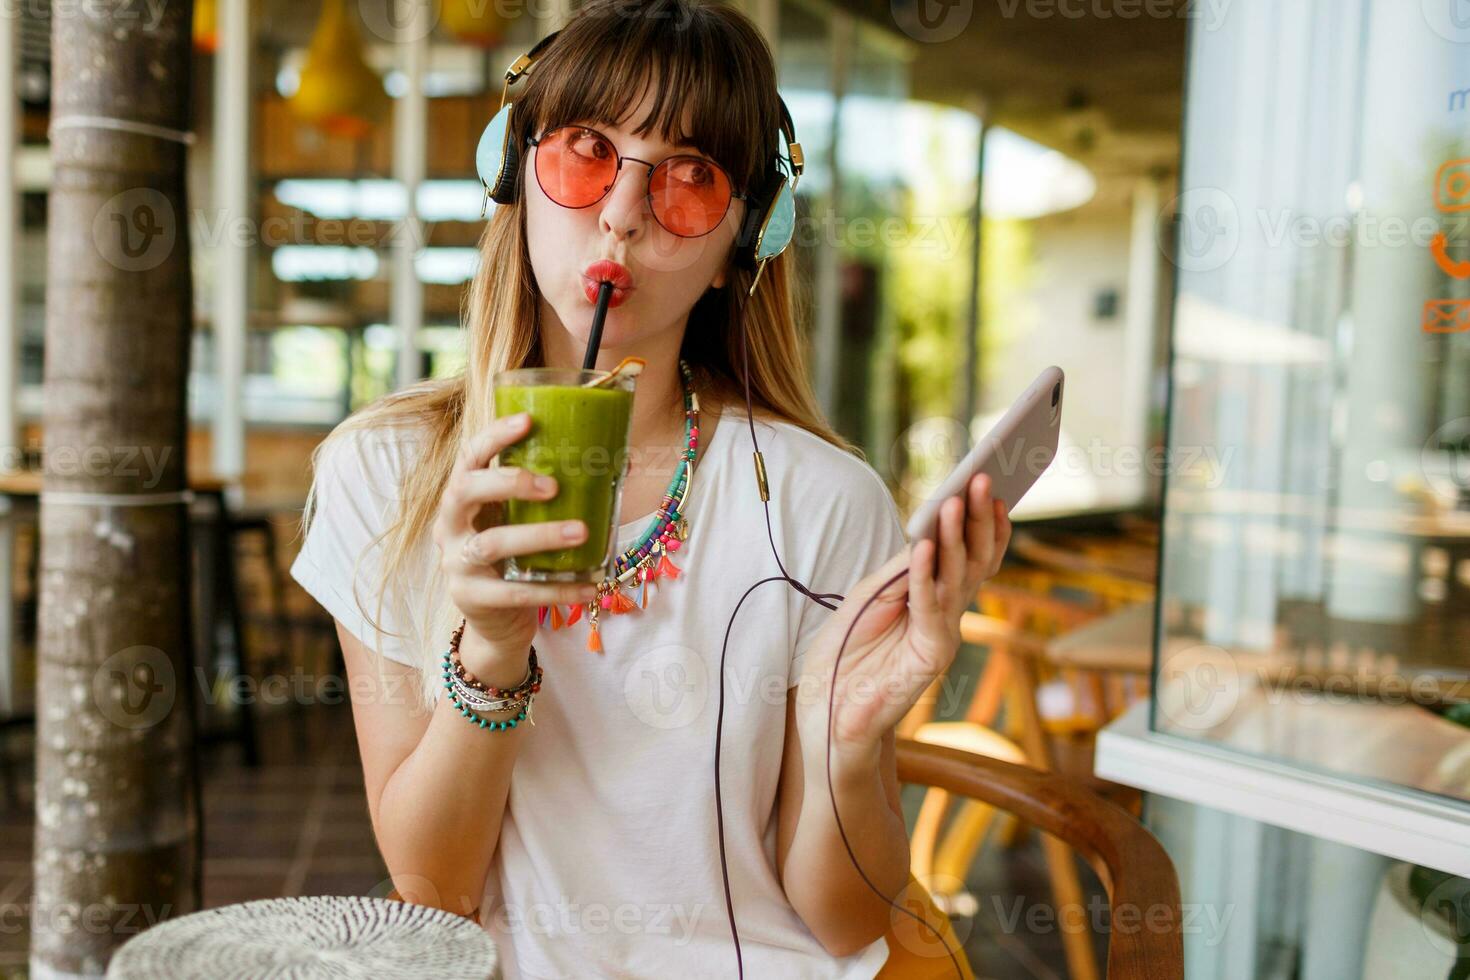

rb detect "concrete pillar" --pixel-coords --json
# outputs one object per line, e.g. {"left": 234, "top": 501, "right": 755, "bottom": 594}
{"left": 212, "top": 0, "right": 250, "bottom": 490}
{"left": 392, "top": 0, "right": 428, "bottom": 391}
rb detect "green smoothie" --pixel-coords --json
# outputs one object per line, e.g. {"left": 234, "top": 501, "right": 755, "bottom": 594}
{"left": 493, "top": 378, "right": 635, "bottom": 577}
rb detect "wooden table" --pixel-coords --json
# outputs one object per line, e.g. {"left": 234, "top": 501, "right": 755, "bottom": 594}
{"left": 107, "top": 895, "right": 500, "bottom": 979}
{"left": 1045, "top": 600, "right": 1156, "bottom": 673}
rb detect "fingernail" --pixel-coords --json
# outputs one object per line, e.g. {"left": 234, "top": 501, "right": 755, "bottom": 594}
{"left": 509, "top": 412, "right": 530, "bottom": 426}
{"left": 535, "top": 475, "right": 556, "bottom": 493}
{"left": 561, "top": 521, "right": 585, "bottom": 540}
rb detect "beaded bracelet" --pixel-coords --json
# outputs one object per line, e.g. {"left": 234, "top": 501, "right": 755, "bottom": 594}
{"left": 448, "top": 620, "right": 543, "bottom": 700}
{"left": 442, "top": 653, "right": 534, "bottom": 731}
{"left": 442, "top": 620, "right": 542, "bottom": 732}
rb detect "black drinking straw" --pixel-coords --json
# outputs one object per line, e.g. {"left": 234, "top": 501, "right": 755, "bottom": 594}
{"left": 581, "top": 281, "right": 614, "bottom": 371}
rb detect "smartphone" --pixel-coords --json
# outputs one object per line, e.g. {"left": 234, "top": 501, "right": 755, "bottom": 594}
{"left": 905, "top": 365, "right": 1065, "bottom": 544}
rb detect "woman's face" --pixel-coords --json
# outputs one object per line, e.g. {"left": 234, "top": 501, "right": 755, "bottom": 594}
{"left": 525, "top": 86, "right": 745, "bottom": 360}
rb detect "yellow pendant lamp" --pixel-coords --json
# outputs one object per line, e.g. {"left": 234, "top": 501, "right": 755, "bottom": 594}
{"left": 289, "top": 0, "right": 388, "bottom": 140}
{"left": 439, "top": 0, "right": 511, "bottom": 47}
{"left": 194, "top": 0, "right": 218, "bottom": 53}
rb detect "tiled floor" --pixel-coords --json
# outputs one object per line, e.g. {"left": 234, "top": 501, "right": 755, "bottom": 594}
{"left": 2, "top": 693, "right": 1104, "bottom": 980}
{"left": 0, "top": 706, "right": 388, "bottom": 979}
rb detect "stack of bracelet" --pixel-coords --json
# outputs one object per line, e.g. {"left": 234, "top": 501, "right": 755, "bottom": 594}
{"left": 441, "top": 619, "right": 543, "bottom": 731}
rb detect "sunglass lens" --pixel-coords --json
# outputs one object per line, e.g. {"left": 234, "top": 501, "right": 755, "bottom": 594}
{"left": 534, "top": 127, "right": 617, "bottom": 208}
{"left": 649, "top": 157, "right": 733, "bottom": 237}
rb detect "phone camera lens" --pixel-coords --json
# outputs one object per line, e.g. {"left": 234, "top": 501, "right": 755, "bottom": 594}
{"left": 1050, "top": 383, "right": 1061, "bottom": 407}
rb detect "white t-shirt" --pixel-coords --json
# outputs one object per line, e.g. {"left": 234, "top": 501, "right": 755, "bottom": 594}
{"left": 290, "top": 407, "right": 910, "bottom": 980}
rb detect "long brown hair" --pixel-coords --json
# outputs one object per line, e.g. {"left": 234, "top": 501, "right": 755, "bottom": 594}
{"left": 300, "top": 0, "right": 860, "bottom": 701}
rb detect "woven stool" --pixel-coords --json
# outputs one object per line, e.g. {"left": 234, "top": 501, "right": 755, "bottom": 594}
{"left": 107, "top": 895, "right": 500, "bottom": 979}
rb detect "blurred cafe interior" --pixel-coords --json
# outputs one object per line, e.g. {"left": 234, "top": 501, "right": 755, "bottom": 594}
{"left": 2, "top": 1, "right": 1470, "bottom": 978}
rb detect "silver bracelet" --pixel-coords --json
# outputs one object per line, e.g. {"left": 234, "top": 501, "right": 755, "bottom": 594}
{"left": 448, "top": 669, "right": 531, "bottom": 713}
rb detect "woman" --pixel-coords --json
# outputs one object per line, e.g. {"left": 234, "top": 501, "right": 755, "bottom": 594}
{"left": 290, "top": 0, "right": 1010, "bottom": 976}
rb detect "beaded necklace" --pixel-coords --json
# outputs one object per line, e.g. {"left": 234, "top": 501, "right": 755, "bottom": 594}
{"left": 536, "top": 358, "right": 699, "bottom": 654}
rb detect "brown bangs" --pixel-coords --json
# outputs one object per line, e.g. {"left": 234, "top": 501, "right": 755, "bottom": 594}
{"left": 517, "top": 0, "right": 777, "bottom": 196}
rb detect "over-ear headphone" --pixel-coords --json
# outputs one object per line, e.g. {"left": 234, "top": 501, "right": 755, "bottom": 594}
{"left": 474, "top": 30, "right": 804, "bottom": 290}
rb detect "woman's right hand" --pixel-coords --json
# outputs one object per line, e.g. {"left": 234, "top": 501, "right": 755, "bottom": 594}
{"left": 431, "top": 412, "right": 600, "bottom": 677}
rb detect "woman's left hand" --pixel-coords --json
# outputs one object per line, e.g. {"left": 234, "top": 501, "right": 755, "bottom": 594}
{"left": 793, "top": 473, "right": 1012, "bottom": 767}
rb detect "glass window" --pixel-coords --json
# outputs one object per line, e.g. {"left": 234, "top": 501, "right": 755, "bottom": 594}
{"left": 1153, "top": 0, "right": 1470, "bottom": 806}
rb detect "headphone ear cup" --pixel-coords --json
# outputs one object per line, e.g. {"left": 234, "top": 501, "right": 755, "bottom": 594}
{"left": 753, "top": 181, "right": 795, "bottom": 263}
{"left": 475, "top": 102, "right": 521, "bottom": 206}
{"left": 734, "top": 199, "right": 766, "bottom": 271}
{"left": 733, "top": 164, "right": 781, "bottom": 271}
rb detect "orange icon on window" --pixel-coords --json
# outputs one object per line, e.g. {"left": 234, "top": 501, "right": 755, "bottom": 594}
{"left": 1422, "top": 299, "right": 1470, "bottom": 333}
{"left": 1436, "top": 159, "right": 1470, "bottom": 212}
{"left": 1430, "top": 233, "right": 1470, "bottom": 278}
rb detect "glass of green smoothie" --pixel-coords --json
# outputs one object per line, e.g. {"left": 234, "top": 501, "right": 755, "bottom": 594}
{"left": 492, "top": 367, "right": 637, "bottom": 581}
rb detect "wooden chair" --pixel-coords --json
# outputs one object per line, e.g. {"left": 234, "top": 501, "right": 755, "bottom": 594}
{"left": 897, "top": 604, "right": 1154, "bottom": 980}
{"left": 879, "top": 738, "right": 1183, "bottom": 980}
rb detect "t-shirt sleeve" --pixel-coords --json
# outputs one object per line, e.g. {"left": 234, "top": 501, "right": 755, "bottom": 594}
{"left": 289, "top": 425, "right": 424, "bottom": 668}
{"left": 788, "top": 463, "right": 909, "bottom": 688}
